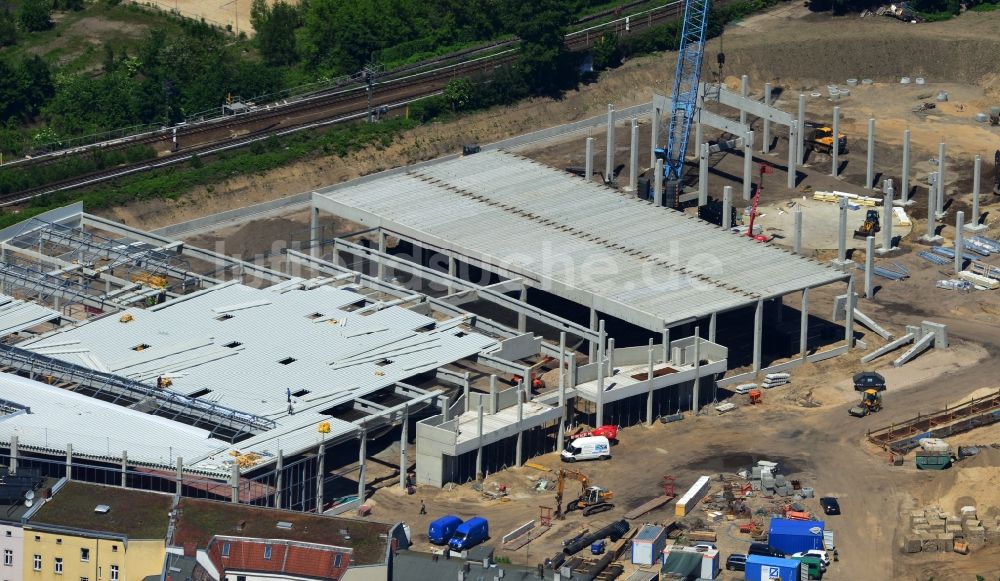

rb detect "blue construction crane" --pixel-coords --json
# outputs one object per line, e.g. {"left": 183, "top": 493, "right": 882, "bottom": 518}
{"left": 654, "top": 0, "right": 712, "bottom": 203}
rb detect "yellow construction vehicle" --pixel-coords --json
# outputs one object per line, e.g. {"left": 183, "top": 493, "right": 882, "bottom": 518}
{"left": 805, "top": 122, "right": 848, "bottom": 156}
{"left": 849, "top": 389, "right": 883, "bottom": 417}
{"left": 555, "top": 468, "right": 614, "bottom": 519}
{"left": 853, "top": 209, "right": 881, "bottom": 239}
{"left": 132, "top": 272, "right": 168, "bottom": 289}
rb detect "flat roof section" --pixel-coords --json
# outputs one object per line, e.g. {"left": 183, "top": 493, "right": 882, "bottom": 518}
{"left": 313, "top": 150, "right": 846, "bottom": 330}
{"left": 29, "top": 481, "right": 172, "bottom": 539}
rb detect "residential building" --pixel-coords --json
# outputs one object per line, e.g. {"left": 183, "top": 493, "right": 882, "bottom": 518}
{"left": 23, "top": 481, "right": 171, "bottom": 581}
{"left": 171, "top": 498, "right": 406, "bottom": 581}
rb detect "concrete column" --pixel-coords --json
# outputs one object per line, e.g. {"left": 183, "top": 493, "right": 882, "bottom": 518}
{"left": 66, "top": 443, "right": 73, "bottom": 481}
{"left": 831, "top": 106, "right": 840, "bottom": 177}
{"left": 662, "top": 328, "right": 670, "bottom": 363}
{"left": 794, "top": 207, "right": 803, "bottom": 255}
{"left": 722, "top": 186, "right": 733, "bottom": 230}
{"left": 489, "top": 375, "right": 498, "bottom": 414}
{"left": 605, "top": 104, "right": 615, "bottom": 183}
{"left": 866, "top": 118, "right": 876, "bottom": 189}
{"left": 175, "top": 457, "right": 184, "bottom": 495}
{"left": 653, "top": 159, "right": 664, "bottom": 206}
{"left": 752, "top": 299, "right": 763, "bottom": 373}
{"left": 275, "top": 450, "right": 284, "bottom": 509}
{"left": 9, "top": 435, "right": 17, "bottom": 475}
{"left": 629, "top": 119, "right": 639, "bottom": 193}
{"left": 310, "top": 206, "right": 320, "bottom": 258}
{"left": 121, "top": 450, "right": 127, "bottom": 487}
{"left": 698, "top": 143, "right": 709, "bottom": 207}
{"left": 515, "top": 387, "right": 524, "bottom": 467}
{"left": 448, "top": 255, "right": 457, "bottom": 294}
{"left": 377, "top": 230, "right": 387, "bottom": 281}
{"left": 708, "top": 312, "right": 717, "bottom": 343}
{"left": 740, "top": 75, "right": 749, "bottom": 126}
{"left": 588, "top": 307, "right": 598, "bottom": 362}
{"left": 692, "top": 326, "right": 702, "bottom": 414}
{"left": 955, "top": 211, "right": 965, "bottom": 274}
{"left": 607, "top": 337, "right": 616, "bottom": 375}
{"left": 357, "top": 428, "right": 367, "bottom": 503}
{"left": 787, "top": 121, "right": 798, "bottom": 189}
{"left": 900, "top": 129, "right": 912, "bottom": 205}
{"left": 399, "top": 406, "right": 409, "bottom": 489}
{"left": 864, "top": 236, "right": 874, "bottom": 299}
{"left": 880, "top": 187, "right": 894, "bottom": 253}
{"left": 475, "top": 404, "right": 484, "bottom": 480}
{"left": 464, "top": 373, "right": 471, "bottom": 413}
{"left": 799, "top": 287, "right": 809, "bottom": 360}
{"left": 837, "top": 197, "right": 848, "bottom": 264}
{"left": 517, "top": 286, "right": 527, "bottom": 332}
{"left": 585, "top": 137, "right": 594, "bottom": 182}
{"left": 230, "top": 463, "right": 239, "bottom": 503}
{"left": 596, "top": 319, "right": 606, "bottom": 427}
{"left": 762, "top": 83, "right": 772, "bottom": 154}
{"left": 650, "top": 105, "right": 660, "bottom": 167}
{"left": 845, "top": 276, "right": 856, "bottom": 348}
{"left": 646, "top": 339, "right": 655, "bottom": 426}
{"left": 695, "top": 121, "right": 704, "bottom": 160}
{"left": 797, "top": 94, "right": 806, "bottom": 166}
{"left": 937, "top": 142, "right": 946, "bottom": 217}
{"left": 921, "top": 181, "right": 942, "bottom": 243}
{"left": 968, "top": 154, "right": 986, "bottom": 232}
{"left": 315, "top": 442, "right": 328, "bottom": 511}
{"left": 557, "top": 332, "right": 567, "bottom": 444}
{"left": 743, "top": 130, "right": 755, "bottom": 201}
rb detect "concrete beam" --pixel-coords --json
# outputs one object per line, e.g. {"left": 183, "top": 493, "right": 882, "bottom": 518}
{"left": 861, "top": 332, "right": 915, "bottom": 363}
{"left": 706, "top": 84, "right": 794, "bottom": 125}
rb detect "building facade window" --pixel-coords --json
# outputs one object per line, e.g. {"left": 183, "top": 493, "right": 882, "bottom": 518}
{"left": 3, "top": 549, "right": 11, "bottom": 566}
{"left": 110, "top": 565, "right": 119, "bottom": 581}
{"left": 81, "top": 577, "right": 89, "bottom": 581}
{"left": 54, "top": 558, "right": 63, "bottom": 575}
{"left": 32, "top": 555, "right": 41, "bottom": 571}
{"left": 221, "top": 543, "right": 230, "bottom": 557}
{"left": 80, "top": 548, "right": 89, "bottom": 562}
{"left": 263, "top": 545, "right": 272, "bottom": 560}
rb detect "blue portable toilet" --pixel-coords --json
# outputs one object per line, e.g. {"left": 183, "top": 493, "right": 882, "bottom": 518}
{"left": 768, "top": 518, "right": 826, "bottom": 555}
{"left": 427, "top": 515, "right": 463, "bottom": 545}
{"left": 744, "top": 555, "right": 801, "bottom": 581}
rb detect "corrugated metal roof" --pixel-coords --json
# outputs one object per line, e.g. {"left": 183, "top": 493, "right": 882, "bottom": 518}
{"left": 0, "top": 294, "right": 65, "bottom": 335}
{"left": 15, "top": 281, "right": 497, "bottom": 472}
{"left": 315, "top": 150, "right": 846, "bottom": 329}
{"left": 0, "top": 372, "right": 228, "bottom": 469}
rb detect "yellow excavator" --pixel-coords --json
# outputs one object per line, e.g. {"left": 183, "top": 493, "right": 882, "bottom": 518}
{"left": 849, "top": 389, "right": 883, "bottom": 417}
{"left": 555, "top": 468, "right": 615, "bottom": 519}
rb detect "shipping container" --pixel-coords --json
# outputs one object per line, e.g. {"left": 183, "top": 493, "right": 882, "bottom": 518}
{"left": 744, "top": 555, "right": 801, "bottom": 581}
{"left": 768, "top": 518, "right": 825, "bottom": 555}
{"left": 661, "top": 545, "right": 719, "bottom": 579}
{"left": 632, "top": 524, "right": 667, "bottom": 565}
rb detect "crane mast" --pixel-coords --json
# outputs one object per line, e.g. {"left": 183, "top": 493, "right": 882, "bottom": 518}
{"left": 655, "top": 0, "right": 712, "bottom": 202}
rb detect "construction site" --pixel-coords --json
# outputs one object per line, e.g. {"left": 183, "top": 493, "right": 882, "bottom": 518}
{"left": 1, "top": 4, "right": 1000, "bottom": 581}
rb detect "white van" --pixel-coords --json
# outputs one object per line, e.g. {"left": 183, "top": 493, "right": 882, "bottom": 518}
{"left": 561, "top": 435, "right": 611, "bottom": 462}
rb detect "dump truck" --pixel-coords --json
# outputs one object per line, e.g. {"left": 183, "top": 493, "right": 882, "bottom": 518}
{"left": 849, "top": 389, "right": 882, "bottom": 417}
{"left": 804, "top": 123, "right": 848, "bottom": 156}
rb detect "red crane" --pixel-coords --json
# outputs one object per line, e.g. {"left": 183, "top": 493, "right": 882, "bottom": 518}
{"left": 746, "top": 163, "right": 772, "bottom": 242}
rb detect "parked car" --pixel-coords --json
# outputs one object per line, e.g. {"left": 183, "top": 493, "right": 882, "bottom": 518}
{"left": 725, "top": 553, "right": 747, "bottom": 571}
{"left": 748, "top": 542, "right": 785, "bottom": 559}
{"left": 792, "top": 550, "right": 831, "bottom": 568}
{"left": 693, "top": 543, "right": 717, "bottom": 551}
{"left": 427, "top": 515, "right": 463, "bottom": 545}
{"left": 820, "top": 497, "right": 841, "bottom": 515}
{"left": 448, "top": 517, "right": 489, "bottom": 551}
{"left": 561, "top": 435, "right": 612, "bottom": 462}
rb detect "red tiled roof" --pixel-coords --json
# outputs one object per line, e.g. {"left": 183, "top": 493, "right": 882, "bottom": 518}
{"left": 207, "top": 538, "right": 350, "bottom": 580}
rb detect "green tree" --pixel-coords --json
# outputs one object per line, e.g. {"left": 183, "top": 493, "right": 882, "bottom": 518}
{"left": 250, "top": 0, "right": 299, "bottom": 66}
{"left": 18, "top": 0, "right": 52, "bottom": 32}
{"left": 592, "top": 32, "right": 619, "bottom": 71}
{"left": 0, "top": 10, "right": 16, "bottom": 47}
{"left": 443, "top": 77, "right": 473, "bottom": 111}
{"left": 505, "top": 0, "right": 574, "bottom": 96}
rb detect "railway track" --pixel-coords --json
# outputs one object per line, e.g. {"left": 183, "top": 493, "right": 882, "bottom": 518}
{"left": 1, "top": 1, "right": 687, "bottom": 205}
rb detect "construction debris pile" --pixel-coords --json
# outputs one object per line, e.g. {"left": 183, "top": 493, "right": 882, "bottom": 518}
{"left": 903, "top": 505, "right": 998, "bottom": 555}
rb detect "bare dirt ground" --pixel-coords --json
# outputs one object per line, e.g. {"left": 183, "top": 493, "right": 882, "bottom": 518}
{"left": 129, "top": 0, "right": 297, "bottom": 34}
{"left": 118, "top": 5, "right": 1000, "bottom": 579}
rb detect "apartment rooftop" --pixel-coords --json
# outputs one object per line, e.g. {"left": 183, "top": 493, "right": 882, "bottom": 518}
{"left": 28, "top": 481, "right": 172, "bottom": 539}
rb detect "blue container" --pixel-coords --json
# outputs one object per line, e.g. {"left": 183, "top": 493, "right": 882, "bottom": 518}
{"left": 744, "top": 555, "right": 801, "bottom": 581}
{"left": 428, "top": 515, "right": 463, "bottom": 545}
{"left": 768, "top": 518, "right": 826, "bottom": 555}
{"left": 449, "top": 517, "right": 489, "bottom": 551}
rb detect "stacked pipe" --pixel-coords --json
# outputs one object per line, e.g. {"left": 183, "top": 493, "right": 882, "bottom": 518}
{"left": 562, "top": 520, "right": 630, "bottom": 556}
{"left": 918, "top": 251, "right": 950, "bottom": 266}
{"left": 972, "top": 236, "right": 1000, "bottom": 253}
{"left": 931, "top": 246, "right": 978, "bottom": 262}
{"left": 761, "top": 373, "right": 791, "bottom": 389}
